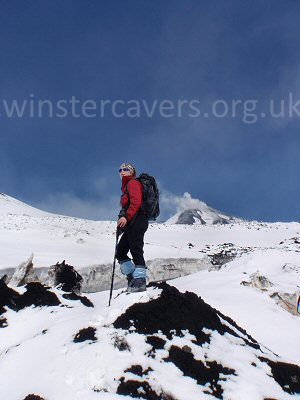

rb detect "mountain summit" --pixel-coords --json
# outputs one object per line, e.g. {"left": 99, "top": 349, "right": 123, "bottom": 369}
{"left": 165, "top": 199, "right": 239, "bottom": 225}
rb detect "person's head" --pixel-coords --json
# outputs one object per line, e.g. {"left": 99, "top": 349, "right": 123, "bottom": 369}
{"left": 119, "top": 163, "right": 136, "bottom": 178}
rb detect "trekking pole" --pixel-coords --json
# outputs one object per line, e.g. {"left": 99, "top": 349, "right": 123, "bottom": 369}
{"left": 108, "top": 227, "right": 121, "bottom": 306}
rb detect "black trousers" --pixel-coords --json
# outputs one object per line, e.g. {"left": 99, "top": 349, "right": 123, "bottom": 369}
{"left": 116, "top": 212, "right": 149, "bottom": 266}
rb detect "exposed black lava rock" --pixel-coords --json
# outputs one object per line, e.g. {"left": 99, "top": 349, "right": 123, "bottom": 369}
{"left": 165, "top": 345, "right": 235, "bottom": 399}
{"left": 113, "top": 282, "right": 258, "bottom": 348}
{"left": 117, "top": 379, "right": 174, "bottom": 400}
{"left": 73, "top": 326, "right": 97, "bottom": 343}
{"left": 124, "top": 365, "right": 153, "bottom": 377}
{"left": 0, "top": 279, "right": 21, "bottom": 312}
{"left": 146, "top": 335, "right": 166, "bottom": 350}
{"left": 0, "top": 280, "right": 60, "bottom": 319}
{"left": 0, "top": 315, "right": 8, "bottom": 328}
{"left": 114, "top": 282, "right": 300, "bottom": 397}
{"left": 23, "top": 395, "right": 46, "bottom": 400}
{"left": 260, "top": 357, "right": 300, "bottom": 395}
{"left": 0, "top": 274, "right": 9, "bottom": 283}
{"left": 62, "top": 292, "right": 94, "bottom": 307}
{"left": 19, "top": 282, "right": 61, "bottom": 308}
{"left": 50, "top": 260, "right": 83, "bottom": 293}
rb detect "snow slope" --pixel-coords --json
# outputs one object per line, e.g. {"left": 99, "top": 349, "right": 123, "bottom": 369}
{"left": 0, "top": 193, "right": 51, "bottom": 217}
{"left": 0, "top": 280, "right": 300, "bottom": 400}
{"left": 1, "top": 192, "right": 300, "bottom": 270}
{"left": 1, "top": 193, "right": 300, "bottom": 399}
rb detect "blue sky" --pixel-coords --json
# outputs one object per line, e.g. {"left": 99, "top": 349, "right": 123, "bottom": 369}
{"left": 1, "top": 0, "right": 300, "bottom": 222}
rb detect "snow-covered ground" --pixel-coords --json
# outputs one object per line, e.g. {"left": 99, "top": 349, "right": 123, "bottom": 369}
{"left": 1, "top": 192, "right": 300, "bottom": 269}
{"left": 1, "top": 192, "right": 300, "bottom": 399}
{"left": 1, "top": 278, "right": 300, "bottom": 400}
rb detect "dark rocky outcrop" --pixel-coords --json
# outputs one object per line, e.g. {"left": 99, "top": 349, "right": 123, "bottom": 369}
{"left": 259, "top": 357, "right": 300, "bottom": 395}
{"left": 124, "top": 365, "right": 153, "bottom": 376}
{"left": 48, "top": 260, "right": 83, "bottom": 293}
{"left": 23, "top": 395, "right": 46, "bottom": 400}
{"left": 62, "top": 292, "right": 94, "bottom": 307}
{"left": 114, "top": 282, "right": 258, "bottom": 347}
{"left": 73, "top": 327, "right": 97, "bottom": 343}
{"left": 0, "top": 280, "right": 60, "bottom": 327}
{"left": 19, "top": 282, "right": 61, "bottom": 309}
{"left": 114, "top": 282, "right": 300, "bottom": 398}
{"left": 0, "top": 279, "right": 21, "bottom": 312}
{"left": 165, "top": 345, "right": 235, "bottom": 399}
{"left": 117, "top": 379, "right": 174, "bottom": 400}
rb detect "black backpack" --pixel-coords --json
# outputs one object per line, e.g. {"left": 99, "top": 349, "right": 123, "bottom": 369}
{"left": 126, "top": 173, "right": 160, "bottom": 220}
{"left": 138, "top": 173, "right": 160, "bottom": 220}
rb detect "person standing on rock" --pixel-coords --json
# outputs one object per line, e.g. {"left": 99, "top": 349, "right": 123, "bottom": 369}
{"left": 116, "top": 163, "right": 149, "bottom": 293}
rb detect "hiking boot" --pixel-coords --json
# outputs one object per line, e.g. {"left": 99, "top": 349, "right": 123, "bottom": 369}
{"left": 127, "top": 278, "right": 146, "bottom": 293}
{"left": 126, "top": 273, "right": 134, "bottom": 288}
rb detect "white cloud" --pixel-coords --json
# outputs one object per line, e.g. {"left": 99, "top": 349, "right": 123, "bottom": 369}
{"left": 34, "top": 192, "right": 119, "bottom": 221}
{"left": 34, "top": 189, "right": 205, "bottom": 222}
{"left": 31, "top": 173, "right": 121, "bottom": 221}
{"left": 160, "top": 189, "right": 207, "bottom": 220}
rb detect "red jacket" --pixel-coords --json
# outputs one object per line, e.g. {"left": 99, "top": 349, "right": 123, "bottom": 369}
{"left": 120, "top": 175, "right": 142, "bottom": 222}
